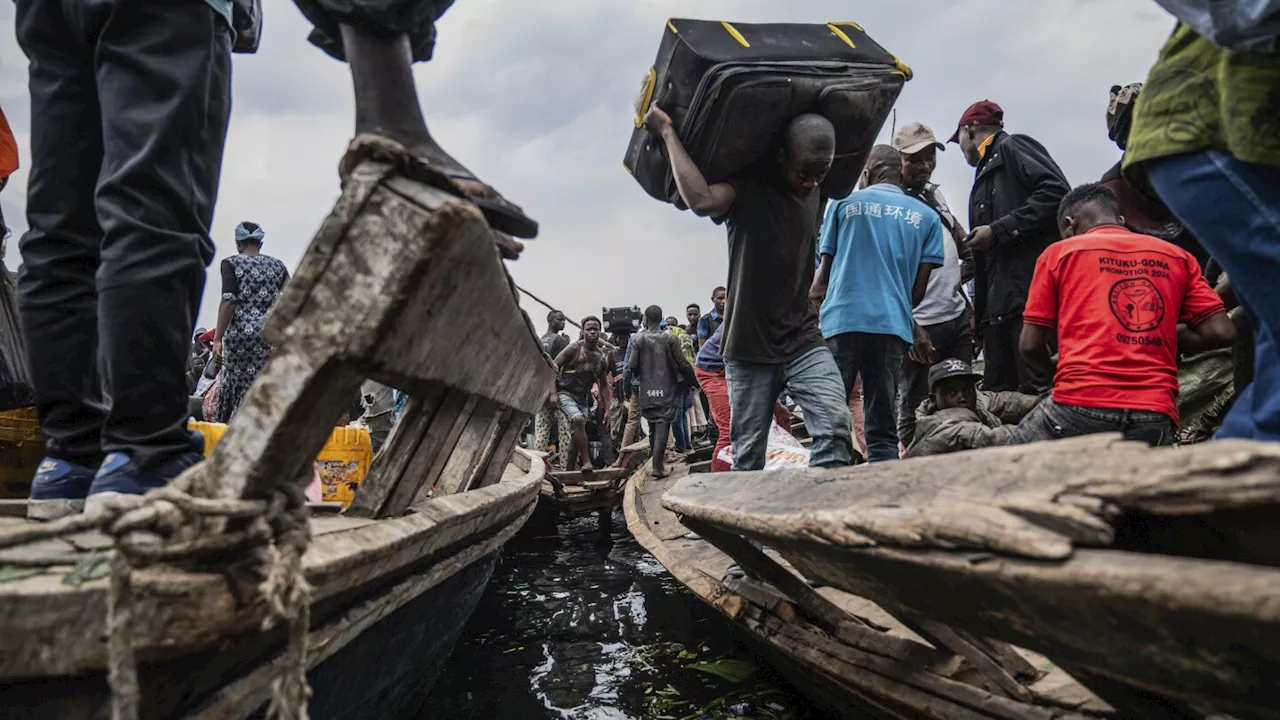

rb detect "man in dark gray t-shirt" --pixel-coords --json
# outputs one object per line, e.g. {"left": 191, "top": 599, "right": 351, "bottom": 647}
{"left": 643, "top": 105, "right": 853, "bottom": 470}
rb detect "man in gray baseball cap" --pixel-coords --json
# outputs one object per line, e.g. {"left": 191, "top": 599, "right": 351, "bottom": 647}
{"left": 890, "top": 122, "right": 975, "bottom": 449}
{"left": 903, "top": 358, "right": 1040, "bottom": 458}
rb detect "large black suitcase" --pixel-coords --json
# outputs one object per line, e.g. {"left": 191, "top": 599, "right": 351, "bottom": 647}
{"left": 624, "top": 19, "right": 910, "bottom": 207}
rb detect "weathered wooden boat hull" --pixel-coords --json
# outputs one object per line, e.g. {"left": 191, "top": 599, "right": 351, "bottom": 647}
{"left": 0, "top": 460, "right": 538, "bottom": 719}
{"left": 625, "top": 458, "right": 1109, "bottom": 720}
{"left": 307, "top": 550, "right": 498, "bottom": 718}
{"left": 0, "top": 152, "right": 557, "bottom": 718}
{"left": 661, "top": 435, "right": 1280, "bottom": 719}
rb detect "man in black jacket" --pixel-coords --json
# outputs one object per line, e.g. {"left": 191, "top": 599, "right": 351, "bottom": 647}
{"left": 950, "top": 100, "right": 1069, "bottom": 393}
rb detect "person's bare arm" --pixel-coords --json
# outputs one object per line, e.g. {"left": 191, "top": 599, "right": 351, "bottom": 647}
{"left": 809, "top": 254, "right": 834, "bottom": 311}
{"left": 213, "top": 300, "right": 234, "bottom": 359}
{"left": 1018, "top": 323, "right": 1055, "bottom": 381}
{"left": 644, "top": 104, "right": 736, "bottom": 217}
{"left": 597, "top": 366, "right": 612, "bottom": 420}
{"left": 1178, "top": 312, "right": 1236, "bottom": 354}
{"left": 912, "top": 263, "right": 937, "bottom": 308}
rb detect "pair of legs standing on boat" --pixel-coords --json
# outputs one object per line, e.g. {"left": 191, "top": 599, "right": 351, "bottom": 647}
{"left": 18, "top": 0, "right": 538, "bottom": 520}
{"left": 16, "top": 0, "right": 231, "bottom": 519}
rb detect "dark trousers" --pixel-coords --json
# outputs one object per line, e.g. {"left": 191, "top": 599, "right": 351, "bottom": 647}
{"left": 982, "top": 315, "right": 1051, "bottom": 394}
{"left": 16, "top": 0, "right": 231, "bottom": 470}
{"left": 827, "top": 332, "right": 906, "bottom": 462}
{"left": 897, "top": 313, "right": 973, "bottom": 447}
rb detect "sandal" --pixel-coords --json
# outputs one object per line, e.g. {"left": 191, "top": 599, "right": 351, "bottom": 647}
{"left": 339, "top": 134, "right": 539, "bottom": 240}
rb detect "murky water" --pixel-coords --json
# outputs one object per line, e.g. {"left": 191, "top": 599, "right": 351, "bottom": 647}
{"left": 426, "top": 509, "right": 832, "bottom": 720}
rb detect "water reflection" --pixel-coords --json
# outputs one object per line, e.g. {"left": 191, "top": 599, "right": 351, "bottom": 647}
{"left": 426, "top": 509, "right": 829, "bottom": 719}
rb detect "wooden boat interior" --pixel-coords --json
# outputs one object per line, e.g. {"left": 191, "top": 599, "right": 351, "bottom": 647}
{"left": 660, "top": 435, "right": 1280, "bottom": 719}
{"left": 626, "top": 456, "right": 1112, "bottom": 720}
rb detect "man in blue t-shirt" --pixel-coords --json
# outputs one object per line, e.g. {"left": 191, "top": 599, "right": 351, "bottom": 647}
{"left": 811, "top": 145, "right": 945, "bottom": 461}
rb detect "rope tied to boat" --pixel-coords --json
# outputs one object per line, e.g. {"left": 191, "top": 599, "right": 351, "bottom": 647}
{"left": 0, "top": 479, "right": 314, "bottom": 720}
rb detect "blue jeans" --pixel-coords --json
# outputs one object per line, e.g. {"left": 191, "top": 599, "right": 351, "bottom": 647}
{"left": 1008, "top": 398, "right": 1174, "bottom": 447}
{"left": 1149, "top": 150, "right": 1280, "bottom": 441}
{"left": 725, "top": 346, "right": 853, "bottom": 470}
{"left": 827, "top": 332, "right": 906, "bottom": 462}
{"left": 673, "top": 389, "right": 692, "bottom": 453}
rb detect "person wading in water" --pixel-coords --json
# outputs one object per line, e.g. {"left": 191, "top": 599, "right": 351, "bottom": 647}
{"left": 553, "top": 316, "right": 612, "bottom": 472}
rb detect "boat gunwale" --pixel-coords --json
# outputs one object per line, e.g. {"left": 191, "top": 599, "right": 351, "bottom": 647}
{"left": 0, "top": 448, "right": 545, "bottom": 678}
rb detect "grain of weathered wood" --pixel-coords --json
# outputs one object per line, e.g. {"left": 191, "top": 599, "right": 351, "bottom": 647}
{"left": 0, "top": 457, "right": 542, "bottom": 678}
{"left": 186, "top": 501, "right": 536, "bottom": 719}
{"left": 683, "top": 518, "right": 862, "bottom": 636}
{"left": 423, "top": 397, "right": 501, "bottom": 500}
{"left": 346, "top": 387, "right": 445, "bottom": 518}
{"left": 469, "top": 411, "right": 527, "bottom": 491}
{"left": 624, "top": 460, "right": 1110, "bottom": 719}
{"left": 381, "top": 390, "right": 475, "bottom": 516}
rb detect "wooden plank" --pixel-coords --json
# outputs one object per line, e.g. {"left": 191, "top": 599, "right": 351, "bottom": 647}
{"left": 0, "top": 458, "right": 542, "bottom": 677}
{"left": 549, "top": 468, "right": 628, "bottom": 487}
{"left": 469, "top": 412, "right": 526, "bottom": 491}
{"left": 425, "top": 397, "right": 501, "bottom": 499}
{"left": 745, "top": 610, "right": 1085, "bottom": 720}
{"left": 902, "top": 619, "right": 1035, "bottom": 702}
{"left": 683, "top": 518, "right": 865, "bottom": 636}
{"left": 380, "top": 390, "right": 475, "bottom": 517}
{"left": 0, "top": 499, "right": 25, "bottom": 518}
{"left": 346, "top": 386, "right": 445, "bottom": 518}
{"left": 687, "top": 460, "right": 713, "bottom": 474}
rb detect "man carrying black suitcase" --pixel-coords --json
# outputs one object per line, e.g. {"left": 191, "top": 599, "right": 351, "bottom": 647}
{"left": 643, "top": 105, "right": 854, "bottom": 471}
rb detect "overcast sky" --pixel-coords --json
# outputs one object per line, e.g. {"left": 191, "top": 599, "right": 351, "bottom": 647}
{"left": 0, "top": 0, "right": 1177, "bottom": 332}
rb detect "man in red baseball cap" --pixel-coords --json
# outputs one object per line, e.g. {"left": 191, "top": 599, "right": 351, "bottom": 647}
{"left": 949, "top": 100, "right": 1069, "bottom": 394}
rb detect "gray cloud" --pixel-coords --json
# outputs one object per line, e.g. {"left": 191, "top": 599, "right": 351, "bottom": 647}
{"left": 0, "top": 0, "right": 1176, "bottom": 332}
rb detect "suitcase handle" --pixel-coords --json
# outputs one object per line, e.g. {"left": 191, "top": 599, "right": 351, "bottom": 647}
{"left": 634, "top": 67, "right": 658, "bottom": 128}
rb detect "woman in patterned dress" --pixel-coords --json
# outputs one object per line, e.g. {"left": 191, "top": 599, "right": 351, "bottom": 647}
{"left": 211, "top": 222, "right": 289, "bottom": 422}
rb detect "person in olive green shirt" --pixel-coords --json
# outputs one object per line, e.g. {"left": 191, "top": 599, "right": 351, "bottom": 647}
{"left": 1125, "top": 16, "right": 1280, "bottom": 442}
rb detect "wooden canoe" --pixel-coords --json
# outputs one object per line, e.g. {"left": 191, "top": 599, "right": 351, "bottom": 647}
{"left": 0, "top": 152, "right": 555, "bottom": 718}
{"left": 625, "top": 454, "right": 1112, "bottom": 720}
{"left": 661, "top": 435, "right": 1280, "bottom": 719}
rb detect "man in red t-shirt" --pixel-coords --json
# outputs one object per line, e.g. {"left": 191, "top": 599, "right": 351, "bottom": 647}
{"left": 1009, "top": 183, "right": 1235, "bottom": 446}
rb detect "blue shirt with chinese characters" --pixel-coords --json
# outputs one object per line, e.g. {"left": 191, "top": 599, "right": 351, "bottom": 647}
{"left": 818, "top": 183, "right": 946, "bottom": 344}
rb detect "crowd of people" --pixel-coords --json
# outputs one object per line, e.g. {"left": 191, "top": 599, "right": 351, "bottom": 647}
{"left": 6, "top": 3, "right": 1279, "bottom": 520}
{"left": 594, "top": 10, "right": 1273, "bottom": 472}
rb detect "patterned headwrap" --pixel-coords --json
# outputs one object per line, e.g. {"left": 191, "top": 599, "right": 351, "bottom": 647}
{"left": 234, "top": 221, "right": 265, "bottom": 245}
{"left": 1106, "top": 83, "right": 1143, "bottom": 150}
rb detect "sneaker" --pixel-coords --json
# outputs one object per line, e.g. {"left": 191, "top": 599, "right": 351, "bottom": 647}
{"left": 84, "top": 435, "right": 204, "bottom": 517}
{"left": 27, "top": 458, "right": 97, "bottom": 521}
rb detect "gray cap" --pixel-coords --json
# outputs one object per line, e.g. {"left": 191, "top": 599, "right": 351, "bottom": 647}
{"left": 928, "top": 358, "right": 982, "bottom": 390}
{"left": 892, "top": 121, "right": 945, "bottom": 155}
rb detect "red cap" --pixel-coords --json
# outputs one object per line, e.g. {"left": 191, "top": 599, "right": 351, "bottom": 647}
{"left": 948, "top": 100, "right": 1004, "bottom": 143}
{"left": 198, "top": 329, "right": 216, "bottom": 345}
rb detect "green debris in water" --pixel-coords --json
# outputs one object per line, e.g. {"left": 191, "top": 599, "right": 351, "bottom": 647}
{"left": 686, "top": 658, "right": 756, "bottom": 684}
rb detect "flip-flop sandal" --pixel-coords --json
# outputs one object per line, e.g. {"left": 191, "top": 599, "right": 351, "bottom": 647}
{"left": 340, "top": 134, "right": 539, "bottom": 240}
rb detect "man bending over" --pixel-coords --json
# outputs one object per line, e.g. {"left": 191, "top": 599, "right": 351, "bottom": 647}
{"left": 643, "top": 105, "right": 853, "bottom": 469}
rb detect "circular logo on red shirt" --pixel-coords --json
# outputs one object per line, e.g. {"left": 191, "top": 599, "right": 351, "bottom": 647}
{"left": 1109, "top": 278, "right": 1164, "bottom": 332}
